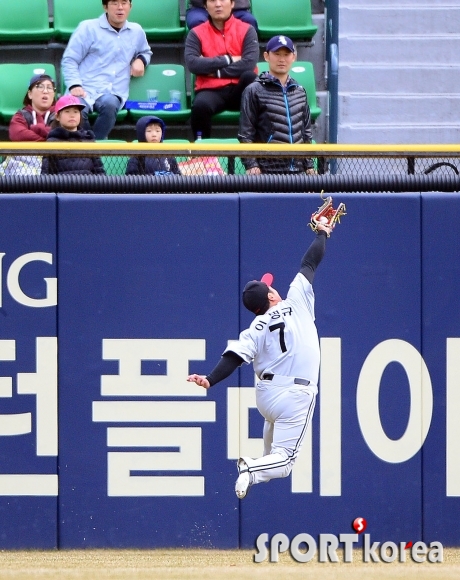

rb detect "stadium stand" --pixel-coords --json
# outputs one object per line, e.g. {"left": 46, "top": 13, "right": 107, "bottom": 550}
{"left": 338, "top": 0, "right": 460, "bottom": 144}
{"left": 0, "top": 1, "right": 327, "bottom": 144}
{"left": 256, "top": 60, "right": 322, "bottom": 122}
{"left": 52, "top": 0, "right": 102, "bottom": 41}
{"left": 0, "top": 0, "right": 53, "bottom": 42}
{"left": 251, "top": 0, "right": 318, "bottom": 41}
{"left": 0, "top": 63, "right": 57, "bottom": 123}
{"left": 126, "top": 64, "right": 191, "bottom": 123}
{"left": 130, "top": 0, "right": 185, "bottom": 42}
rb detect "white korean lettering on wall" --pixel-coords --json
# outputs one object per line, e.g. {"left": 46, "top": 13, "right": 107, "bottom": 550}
{"left": 0, "top": 337, "right": 58, "bottom": 496}
{"left": 226, "top": 337, "right": 453, "bottom": 497}
{"left": 93, "top": 338, "right": 215, "bottom": 497}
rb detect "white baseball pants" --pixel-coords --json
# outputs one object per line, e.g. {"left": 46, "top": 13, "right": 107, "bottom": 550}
{"left": 242, "top": 376, "right": 316, "bottom": 485}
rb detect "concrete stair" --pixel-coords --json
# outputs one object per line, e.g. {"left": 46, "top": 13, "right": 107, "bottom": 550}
{"left": 338, "top": 0, "right": 460, "bottom": 143}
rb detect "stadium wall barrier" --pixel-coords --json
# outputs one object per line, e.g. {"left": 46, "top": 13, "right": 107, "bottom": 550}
{"left": 0, "top": 192, "right": 459, "bottom": 549}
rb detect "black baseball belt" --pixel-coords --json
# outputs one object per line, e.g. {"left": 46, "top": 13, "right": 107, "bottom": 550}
{"left": 262, "top": 373, "right": 310, "bottom": 387}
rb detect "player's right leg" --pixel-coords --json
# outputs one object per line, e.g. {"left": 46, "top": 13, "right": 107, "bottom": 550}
{"left": 235, "top": 458, "right": 252, "bottom": 499}
{"left": 262, "top": 419, "right": 274, "bottom": 456}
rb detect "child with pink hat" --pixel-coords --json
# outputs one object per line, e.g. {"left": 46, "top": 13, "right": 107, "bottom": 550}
{"left": 41, "top": 95, "right": 105, "bottom": 175}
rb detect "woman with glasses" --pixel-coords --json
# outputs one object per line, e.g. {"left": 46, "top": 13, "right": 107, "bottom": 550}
{"left": 9, "top": 73, "right": 56, "bottom": 142}
{"left": 1, "top": 72, "right": 57, "bottom": 176}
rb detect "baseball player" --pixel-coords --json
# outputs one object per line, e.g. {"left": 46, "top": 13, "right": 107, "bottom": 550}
{"left": 187, "top": 219, "right": 334, "bottom": 499}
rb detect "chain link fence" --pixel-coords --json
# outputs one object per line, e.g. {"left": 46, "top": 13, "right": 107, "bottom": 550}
{"left": 1, "top": 143, "right": 460, "bottom": 192}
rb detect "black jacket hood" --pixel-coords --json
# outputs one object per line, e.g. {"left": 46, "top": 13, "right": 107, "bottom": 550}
{"left": 135, "top": 116, "right": 166, "bottom": 142}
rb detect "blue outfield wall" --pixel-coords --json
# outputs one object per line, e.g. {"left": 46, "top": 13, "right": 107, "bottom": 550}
{"left": 0, "top": 192, "right": 459, "bottom": 549}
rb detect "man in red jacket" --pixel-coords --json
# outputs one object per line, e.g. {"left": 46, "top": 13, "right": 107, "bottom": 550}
{"left": 186, "top": 0, "right": 258, "bottom": 31}
{"left": 184, "top": 0, "right": 258, "bottom": 140}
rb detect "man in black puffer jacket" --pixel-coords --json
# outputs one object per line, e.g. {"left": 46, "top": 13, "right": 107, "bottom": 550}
{"left": 238, "top": 35, "right": 316, "bottom": 175}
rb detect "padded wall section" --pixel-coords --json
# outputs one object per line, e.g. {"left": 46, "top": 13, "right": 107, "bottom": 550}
{"left": 422, "top": 193, "right": 460, "bottom": 546}
{"left": 0, "top": 192, "right": 459, "bottom": 549}
{"left": 0, "top": 194, "right": 57, "bottom": 548}
{"left": 238, "top": 193, "right": 424, "bottom": 547}
{"left": 57, "top": 194, "right": 240, "bottom": 548}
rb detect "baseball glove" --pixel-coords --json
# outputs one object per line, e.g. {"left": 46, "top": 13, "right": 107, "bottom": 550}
{"left": 310, "top": 194, "right": 346, "bottom": 235}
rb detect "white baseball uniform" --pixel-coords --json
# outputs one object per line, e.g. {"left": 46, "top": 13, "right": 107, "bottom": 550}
{"left": 225, "top": 272, "right": 319, "bottom": 485}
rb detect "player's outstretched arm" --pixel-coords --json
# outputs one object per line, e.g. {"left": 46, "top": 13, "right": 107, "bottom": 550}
{"left": 187, "top": 352, "right": 244, "bottom": 390}
{"left": 187, "top": 374, "right": 211, "bottom": 389}
{"left": 300, "top": 228, "right": 330, "bottom": 284}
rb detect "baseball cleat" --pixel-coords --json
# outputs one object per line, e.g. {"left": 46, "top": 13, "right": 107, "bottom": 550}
{"left": 235, "top": 458, "right": 252, "bottom": 499}
{"left": 235, "top": 472, "right": 251, "bottom": 499}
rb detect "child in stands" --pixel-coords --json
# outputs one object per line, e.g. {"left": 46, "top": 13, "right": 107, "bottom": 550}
{"left": 41, "top": 95, "right": 105, "bottom": 175}
{"left": 126, "top": 116, "right": 181, "bottom": 176}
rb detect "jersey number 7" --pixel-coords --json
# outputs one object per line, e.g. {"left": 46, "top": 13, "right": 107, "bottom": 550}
{"left": 270, "top": 322, "right": 287, "bottom": 352}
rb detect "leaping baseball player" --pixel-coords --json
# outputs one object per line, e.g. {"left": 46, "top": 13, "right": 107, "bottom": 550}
{"left": 187, "top": 200, "right": 344, "bottom": 499}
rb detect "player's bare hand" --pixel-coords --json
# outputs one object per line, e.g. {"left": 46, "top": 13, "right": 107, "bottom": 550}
{"left": 130, "top": 58, "right": 145, "bottom": 77}
{"left": 246, "top": 167, "right": 261, "bottom": 175}
{"left": 306, "top": 168, "right": 317, "bottom": 175}
{"left": 187, "top": 374, "right": 211, "bottom": 389}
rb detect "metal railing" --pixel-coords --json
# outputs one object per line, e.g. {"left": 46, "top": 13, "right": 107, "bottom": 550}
{"left": 1, "top": 142, "right": 460, "bottom": 193}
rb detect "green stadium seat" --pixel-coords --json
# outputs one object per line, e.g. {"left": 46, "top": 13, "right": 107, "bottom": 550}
{"left": 126, "top": 64, "right": 191, "bottom": 123}
{"left": 212, "top": 111, "right": 241, "bottom": 124}
{"left": 53, "top": 0, "right": 102, "bottom": 41}
{"left": 96, "top": 140, "right": 129, "bottom": 176}
{"left": 130, "top": 0, "right": 185, "bottom": 41}
{"left": 0, "top": 0, "right": 53, "bottom": 42}
{"left": 256, "top": 60, "right": 322, "bottom": 121}
{"left": 0, "top": 63, "right": 57, "bottom": 123}
{"left": 190, "top": 74, "right": 240, "bottom": 125}
{"left": 251, "top": 0, "right": 317, "bottom": 41}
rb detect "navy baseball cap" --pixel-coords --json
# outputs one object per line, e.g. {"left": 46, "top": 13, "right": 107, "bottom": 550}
{"left": 265, "top": 35, "right": 296, "bottom": 53}
{"left": 28, "top": 72, "right": 55, "bottom": 90}
{"left": 242, "top": 273, "right": 274, "bottom": 315}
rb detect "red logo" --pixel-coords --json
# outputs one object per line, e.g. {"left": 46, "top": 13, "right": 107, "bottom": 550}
{"left": 352, "top": 517, "right": 367, "bottom": 534}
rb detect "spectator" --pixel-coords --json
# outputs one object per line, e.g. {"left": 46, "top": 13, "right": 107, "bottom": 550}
{"left": 238, "top": 35, "right": 316, "bottom": 175}
{"left": 0, "top": 72, "right": 57, "bottom": 176}
{"left": 41, "top": 95, "right": 105, "bottom": 175}
{"left": 186, "top": 0, "right": 258, "bottom": 32}
{"left": 126, "top": 116, "right": 181, "bottom": 176}
{"left": 9, "top": 72, "right": 56, "bottom": 142}
{"left": 61, "top": 0, "right": 152, "bottom": 140}
{"left": 184, "top": 0, "right": 259, "bottom": 140}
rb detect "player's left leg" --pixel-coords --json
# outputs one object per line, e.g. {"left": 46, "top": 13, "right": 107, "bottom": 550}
{"left": 244, "top": 386, "right": 316, "bottom": 485}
